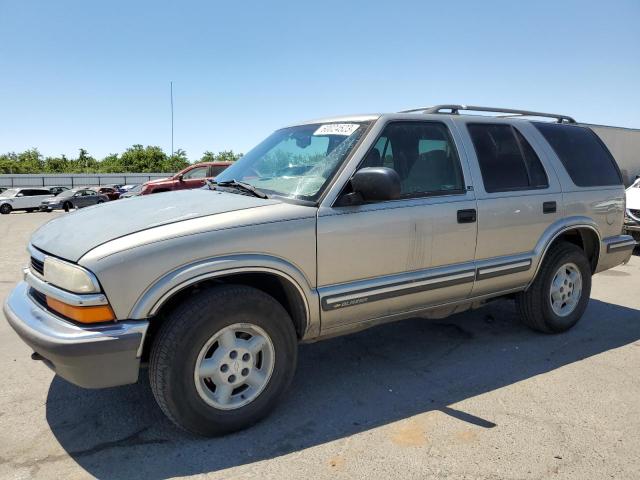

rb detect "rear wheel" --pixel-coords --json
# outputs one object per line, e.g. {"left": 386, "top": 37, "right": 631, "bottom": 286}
{"left": 0, "top": 203, "right": 11, "bottom": 215}
{"left": 149, "top": 285, "right": 298, "bottom": 436}
{"left": 517, "top": 242, "right": 592, "bottom": 333}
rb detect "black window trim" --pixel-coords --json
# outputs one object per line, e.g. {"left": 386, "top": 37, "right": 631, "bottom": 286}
{"left": 340, "top": 119, "right": 468, "bottom": 205}
{"left": 467, "top": 122, "right": 550, "bottom": 194}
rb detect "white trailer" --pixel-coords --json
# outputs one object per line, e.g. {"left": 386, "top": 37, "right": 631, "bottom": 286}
{"left": 586, "top": 124, "right": 640, "bottom": 187}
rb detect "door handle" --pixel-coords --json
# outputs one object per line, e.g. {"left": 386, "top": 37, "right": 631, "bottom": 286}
{"left": 457, "top": 209, "right": 477, "bottom": 223}
{"left": 543, "top": 201, "right": 557, "bottom": 214}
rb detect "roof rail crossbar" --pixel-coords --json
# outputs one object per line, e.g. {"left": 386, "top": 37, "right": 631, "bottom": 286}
{"left": 399, "top": 104, "right": 576, "bottom": 123}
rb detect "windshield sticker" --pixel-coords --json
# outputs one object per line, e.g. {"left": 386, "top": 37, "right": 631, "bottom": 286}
{"left": 314, "top": 123, "right": 360, "bottom": 136}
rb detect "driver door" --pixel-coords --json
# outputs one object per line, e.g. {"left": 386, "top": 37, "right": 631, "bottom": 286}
{"left": 317, "top": 120, "right": 478, "bottom": 333}
{"left": 180, "top": 166, "right": 209, "bottom": 190}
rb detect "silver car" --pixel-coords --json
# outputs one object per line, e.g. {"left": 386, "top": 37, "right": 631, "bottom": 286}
{"left": 3, "top": 105, "right": 636, "bottom": 436}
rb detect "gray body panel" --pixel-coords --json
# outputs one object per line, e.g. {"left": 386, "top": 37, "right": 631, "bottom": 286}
{"left": 6, "top": 111, "right": 636, "bottom": 390}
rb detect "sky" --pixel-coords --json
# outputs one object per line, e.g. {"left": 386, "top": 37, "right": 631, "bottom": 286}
{"left": 0, "top": 0, "right": 638, "bottom": 161}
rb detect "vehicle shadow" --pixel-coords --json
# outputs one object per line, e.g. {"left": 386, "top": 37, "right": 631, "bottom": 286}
{"left": 46, "top": 298, "right": 640, "bottom": 479}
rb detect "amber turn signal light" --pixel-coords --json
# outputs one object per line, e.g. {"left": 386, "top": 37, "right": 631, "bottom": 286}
{"left": 46, "top": 297, "right": 115, "bottom": 324}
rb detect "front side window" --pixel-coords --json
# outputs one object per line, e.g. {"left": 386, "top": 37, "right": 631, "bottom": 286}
{"left": 361, "top": 121, "right": 465, "bottom": 197}
{"left": 215, "top": 122, "right": 370, "bottom": 201}
{"left": 467, "top": 123, "right": 549, "bottom": 193}
{"left": 183, "top": 167, "right": 209, "bottom": 180}
{"left": 534, "top": 122, "right": 621, "bottom": 187}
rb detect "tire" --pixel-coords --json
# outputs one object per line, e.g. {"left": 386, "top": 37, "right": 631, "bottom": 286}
{"left": 0, "top": 203, "right": 11, "bottom": 215}
{"left": 97, "top": 200, "right": 104, "bottom": 204}
{"left": 149, "top": 285, "right": 298, "bottom": 436}
{"left": 63, "top": 202, "right": 72, "bottom": 212}
{"left": 25, "top": 208, "right": 35, "bottom": 213}
{"left": 517, "top": 242, "right": 592, "bottom": 333}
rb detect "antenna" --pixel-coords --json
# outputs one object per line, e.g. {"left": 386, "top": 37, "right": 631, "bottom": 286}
{"left": 170, "top": 81, "right": 174, "bottom": 157}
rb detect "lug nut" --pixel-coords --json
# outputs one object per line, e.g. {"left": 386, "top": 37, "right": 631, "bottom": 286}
{"left": 241, "top": 368, "right": 249, "bottom": 376}
{"left": 229, "top": 350, "right": 237, "bottom": 359}
{"left": 228, "top": 375, "right": 236, "bottom": 383}
{"left": 220, "top": 364, "right": 229, "bottom": 372}
{"left": 242, "top": 353, "right": 250, "bottom": 362}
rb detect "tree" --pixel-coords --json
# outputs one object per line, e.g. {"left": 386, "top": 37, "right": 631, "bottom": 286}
{"left": 0, "top": 145, "right": 241, "bottom": 174}
{"left": 200, "top": 150, "right": 242, "bottom": 163}
{"left": 164, "top": 149, "right": 189, "bottom": 172}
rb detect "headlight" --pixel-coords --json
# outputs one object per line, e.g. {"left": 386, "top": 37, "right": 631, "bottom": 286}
{"left": 44, "top": 257, "right": 100, "bottom": 293}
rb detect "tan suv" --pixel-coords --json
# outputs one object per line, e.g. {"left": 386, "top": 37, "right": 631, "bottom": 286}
{"left": 4, "top": 105, "right": 636, "bottom": 436}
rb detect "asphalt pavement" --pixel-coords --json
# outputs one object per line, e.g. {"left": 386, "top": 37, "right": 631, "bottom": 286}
{"left": 1, "top": 211, "right": 639, "bottom": 480}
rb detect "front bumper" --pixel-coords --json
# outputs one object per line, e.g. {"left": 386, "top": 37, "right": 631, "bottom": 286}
{"left": 3, "top": 281, "right": 149, "bottom": 388}
{"left": 40, "top": 203, "right": 60, "bottom": 211}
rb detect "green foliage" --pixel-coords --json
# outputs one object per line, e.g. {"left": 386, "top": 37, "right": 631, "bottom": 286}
{"left": 0, "top": 147, "right": 241, "bottom": 174}
{"left": 200, "top": 150, "right": 243, "bottom": 163}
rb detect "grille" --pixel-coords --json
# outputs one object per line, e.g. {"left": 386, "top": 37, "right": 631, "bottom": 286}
{"left": 29, "top": 287, "right": 47, "bottom": 309}
{"left": 30, "top": 256, "right": 45, "bottom": 276}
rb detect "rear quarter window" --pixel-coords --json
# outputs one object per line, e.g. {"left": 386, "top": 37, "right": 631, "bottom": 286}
{"left": 534, "top": 122, "right": 622, "bottom": 187}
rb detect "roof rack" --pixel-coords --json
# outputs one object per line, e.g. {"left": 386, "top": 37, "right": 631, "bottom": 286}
{"left": 399, "top": 104, "right": 576, "bottom": 124}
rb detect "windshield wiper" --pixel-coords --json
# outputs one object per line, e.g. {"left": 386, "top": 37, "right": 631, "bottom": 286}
{"left": 208, "top": 179, "right": 269, "bottom": 199}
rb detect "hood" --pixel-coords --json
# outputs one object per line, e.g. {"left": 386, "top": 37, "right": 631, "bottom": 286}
{"left": 144, "top": 177, "right": 172, "bottom": 186}
{"left": 30, "top": 189, "right": 281, "bottom": 261}
{"left": 626, "top": 185, "right": 640, "bottom": 210}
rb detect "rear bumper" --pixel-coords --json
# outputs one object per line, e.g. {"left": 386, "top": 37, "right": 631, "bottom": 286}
{"left": 596, "top": 234, "right": 637, "bottom": 272}
{"left": 3, "top": 281, "right": 149, "bottom": 388}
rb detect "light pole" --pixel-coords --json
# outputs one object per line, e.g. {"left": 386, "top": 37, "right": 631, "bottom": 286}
{"left": 170, "top": 81, "right": 174, "bottom": 158}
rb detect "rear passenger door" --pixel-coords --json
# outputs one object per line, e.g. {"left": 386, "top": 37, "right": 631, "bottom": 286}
{"left": 30, "top": 189, "right": 52, "bottom": 207}
{"left": 455, "top": 120, "right": 562, "bottom": 296}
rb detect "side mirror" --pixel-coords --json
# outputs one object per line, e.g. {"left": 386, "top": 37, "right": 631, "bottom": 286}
{"left": 345, "top": 167, "right": 401, "bottom": 204}
{"left": 176, "top": 174, "right": 184, "bottom": 182}
{"left": 16, "top": 193, "right": 24, "bottom": 197}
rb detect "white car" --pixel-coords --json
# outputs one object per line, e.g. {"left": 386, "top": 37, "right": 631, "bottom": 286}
{"left": 0, "top": 188, "right": 53, "bottom": 215}
{"left": 624, "top": 177, "right": 640, "bottom": 242}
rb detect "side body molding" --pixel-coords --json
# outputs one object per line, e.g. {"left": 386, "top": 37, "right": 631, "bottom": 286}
{"left": 129, "top": 254, "right": 319, "bottom": 339}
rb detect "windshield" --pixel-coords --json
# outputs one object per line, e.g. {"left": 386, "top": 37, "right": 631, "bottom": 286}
{"left": 214, "top": 122, "right": 370, "bottom": 201}
{"left": 1, "top": 188, "right": 19, "bottom": 197}
{"left": 57, "top": 189, "right": 77, "bottom": 198}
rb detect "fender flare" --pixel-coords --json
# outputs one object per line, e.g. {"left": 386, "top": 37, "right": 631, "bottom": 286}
{"left": 129, "top": 254, "right": 317, "bottom": 337}
{"left": 526, "top": 218, "right": 601, "bottom": 288}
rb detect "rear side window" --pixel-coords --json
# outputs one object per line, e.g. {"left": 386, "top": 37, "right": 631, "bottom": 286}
{"left": 467, "top": 124, "right": 549, "bottom": 193}
{"left": 534, "top": 123, "right": 622, "bottom": 187}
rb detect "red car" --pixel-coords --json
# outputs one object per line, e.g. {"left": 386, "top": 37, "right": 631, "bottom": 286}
{"left": 140, "top": 162, "right": 232, "bottom": 195}
{"left": 94, "top": 187, "right": 121, "bottom": 201}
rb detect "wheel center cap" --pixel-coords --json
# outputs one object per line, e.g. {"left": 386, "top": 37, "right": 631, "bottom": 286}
{"left": 230, "top": 359, "right": 241, "bottom": 374}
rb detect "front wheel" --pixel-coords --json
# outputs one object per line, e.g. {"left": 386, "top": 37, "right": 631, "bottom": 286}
{"left": 517, "top": 242, "right": 592, "bottom": 333}
{"left": 149, "top": 285, "right": 298, "bottom": 436}
{"left": 0, "top": 203, "right": 12, "bottom": 215}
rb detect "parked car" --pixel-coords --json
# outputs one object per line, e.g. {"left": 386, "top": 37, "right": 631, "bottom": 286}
{"left": 94, "top": 187, "right": 121, "bottom": 201}
{"left": 139, "top": 162, "right": 231, "bottom": 195}
{"left": 4, "top": 105, "right": 636, "bottom": 436}
{"left": 624, "top": 176, "right": 640, "bottom": 242}
{"left": 0, "top": 188, "right": 53, "bottom": 214}
{"left": 48, "top": 186, "right": 70, "bottom": 196}
{"left": 120, "top": 184, "right": 139, "bottom": 193}
{"left": 120, "top": 184, "right": 143, "bottom": 198}
{"left": 39, "top": 188, "right": 109, "bottom": 212}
